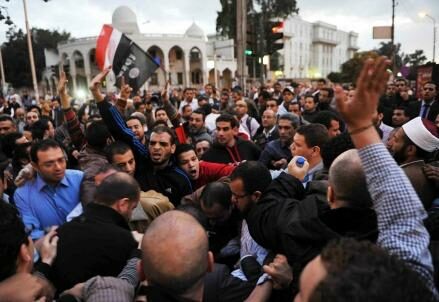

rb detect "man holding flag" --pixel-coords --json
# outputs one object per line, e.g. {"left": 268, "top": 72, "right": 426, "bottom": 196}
{"left": 91, "top": 25, "right": 193, "bottom": 206}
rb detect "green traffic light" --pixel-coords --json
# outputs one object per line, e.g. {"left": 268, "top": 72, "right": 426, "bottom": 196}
{"left": 245, "top": 49, "right": 253, "bottom": 56}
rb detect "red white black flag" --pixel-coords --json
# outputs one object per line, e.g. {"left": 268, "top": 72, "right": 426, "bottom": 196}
{"left": 96, "top": 24, "right": 159, "bottom": 92}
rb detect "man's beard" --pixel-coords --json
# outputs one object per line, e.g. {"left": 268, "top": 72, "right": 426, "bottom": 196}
{"left": 392, "top": 148, "right": 407, "bottom": 165}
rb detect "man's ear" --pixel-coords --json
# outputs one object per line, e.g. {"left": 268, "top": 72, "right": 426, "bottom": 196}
{"left": 31, "top": 162, "right": 39, "bottom": 172}
{"left": 232, "top": 127, "right": 239, "bottom": 136}
{"left": 115, "top": 198, "right": 130, "bottom": 212}
{"left": 327, "top": 185, "right": 335, "bottom": 207}
{"left": 251, "top": 191, "right": 262, "bottom": 202}
{"left": 170, "top": 143, "right": 176, "bottom": 154}
{"left": 16, "top": 242, "right": 33, "bottom": 274}
{"left": 312, "top": 146, "right": 321, "bottom": 158}
{"left": 207, "top": 251, "right": 214, "bottom": 273}
{"left": 137, "top": 260, "right": 146, "bottom": 281}
{"left": 406, "top": 144, "right": 416, "bottom": 157}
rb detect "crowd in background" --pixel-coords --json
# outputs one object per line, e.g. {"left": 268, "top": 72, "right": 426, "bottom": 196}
{"left": 0, "top": 57, "right": 438, "bottom": 301}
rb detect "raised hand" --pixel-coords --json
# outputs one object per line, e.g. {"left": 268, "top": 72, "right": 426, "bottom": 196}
{"left": 161, "top": 80, "right": 170, "bottom": 103}
{"left": 57, "top": 71, "right": 71, "bottom": 109}
{"left": 336, "top": 56, "right": 390, "bottom": 130}
{"left": 89, "top": 66, "right": 112, "bottom": 102}
{"left": 57, "top": 71, "right": 68, "bottom": 97}
{"left": 119, "top": 76, "right": 133, "bottom": 100}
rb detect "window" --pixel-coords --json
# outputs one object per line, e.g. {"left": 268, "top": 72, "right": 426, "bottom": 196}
{"left": 150, "top": 73, "right": 158, "bottom": 85}
{"left": 177, "top": 72, "right": 183, "bottom": 85}
{"left": 191, "top": 70, "right": 202, "bottom": 84}
{"left": 176, "top": 49, "right": 183, "bottom": 60}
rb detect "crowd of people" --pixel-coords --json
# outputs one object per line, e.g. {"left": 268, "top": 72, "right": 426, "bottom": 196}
{"left": 0, "top": 56, "right": 438, "bottom": 301}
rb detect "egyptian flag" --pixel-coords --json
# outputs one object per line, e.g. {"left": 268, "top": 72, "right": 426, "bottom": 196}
{"left": 96, "top": 24, "right": 159, "bottom": 92}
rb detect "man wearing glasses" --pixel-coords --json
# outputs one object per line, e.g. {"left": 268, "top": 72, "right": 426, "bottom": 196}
{"left": 14, "top": 139, "right": 83, "bottom": 242}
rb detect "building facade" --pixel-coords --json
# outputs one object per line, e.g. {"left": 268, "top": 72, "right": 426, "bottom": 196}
{"left": 43, "top": 6, "right": 236, "bottom": 97}
{"left": 281, "top": 15, "right": 359, "bottom": 79}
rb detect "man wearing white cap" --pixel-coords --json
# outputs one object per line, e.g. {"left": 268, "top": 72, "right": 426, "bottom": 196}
{"left": 387, "top": 117, "right": 439, "bottom": 209}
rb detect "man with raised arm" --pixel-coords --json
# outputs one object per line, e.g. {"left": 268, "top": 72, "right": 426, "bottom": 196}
{"left": 89, "top": 69, "right": 192, "bottom": 206}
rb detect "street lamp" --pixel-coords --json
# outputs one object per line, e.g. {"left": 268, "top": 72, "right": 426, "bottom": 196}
{"left": 419, "top": 12, "right": 436, "bottom": 63}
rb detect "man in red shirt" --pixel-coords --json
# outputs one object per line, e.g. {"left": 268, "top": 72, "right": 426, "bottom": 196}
{"left": 175, "top": 144, "right": 236, "bottom": 189}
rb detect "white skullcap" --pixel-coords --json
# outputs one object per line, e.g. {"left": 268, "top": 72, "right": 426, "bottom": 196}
{"left": 402, "top": 117, "right": 439, "bottom": 152}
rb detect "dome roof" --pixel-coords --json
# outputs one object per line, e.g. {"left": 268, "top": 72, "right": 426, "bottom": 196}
{"left": 184, "top": 22, "right": 205, "bottom": 38}
{"left": 112, "top": 6, "right": 140, "bottom": 34}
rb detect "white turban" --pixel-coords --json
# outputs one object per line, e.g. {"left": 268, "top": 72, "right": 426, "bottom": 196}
{"left": 402, "top": 117, "right": 439, "bottom": 152}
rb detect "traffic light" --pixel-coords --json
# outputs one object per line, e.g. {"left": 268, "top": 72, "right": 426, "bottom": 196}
{"left": 246, "top": 19, "right": 257, "bottom": 57}
{"left": 266, "top": 21, "right": 284, "bottom": 54}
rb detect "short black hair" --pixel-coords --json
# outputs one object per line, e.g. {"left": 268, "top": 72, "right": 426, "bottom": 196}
{"left": 106, "top": 141, "right": 132, "bottom": 163}
{"left": 230, "top": 161, "right": 272, "bottom": 195}
{"left": 311, "top": 238, "right": 433, "bottom": 302}
{"left": 313, "top": 111, "right": 342, "bottom": 130}
{"left": 296, "top": 124, "right": 329, "bottom": 148}
{"left": 320, "top": 87, "right": 334, "bottom": 98}
{"left": 151, "top": 125, "right": 176, "bottom": 145}
{"left": 216, "top": 113, "right": 238, "bottom": 129}
{"left": 0, "top": 201, "right": 29, "bottom": 281}
{"left": 30, "top": 139, "right": 62, "bottom": 163}
{"left": 127, "top": 115, "right": 145, "bottom": 126}
{"left": 278, "top": 113, "right": 299, "bottom": 129}
{"left": 393, "top": 106, "right": 410, "bottom": 116}
{"left": 94, "top": 172, "right": 140, "bottom": 206}
{"left": 85, "top": 121, "right": 111, "bottom": 150}
{"left": 30, "top": 119, "right": 51, "bottom": 141}
{"left": 134, "top": 101, "right": 145, "bottom": 111}
{"left": 320, "top": 132, "right": 355, "bottom": 169}
{"left": 2, "top": 132, "right": 24, "bottom": 158}
{"left": 192, "top": 108, "right": 206, "bottom": 121}
{"left": 175, "top": 144, "right": 195, "bottom": 159}
{"left": 28, "top": 106, "right": 41, "bottom": 116}
{"left": 182, "top": 104, "right": 192, "bottom": 112}
{"left": 154, "top": 107, "right": 167, "bottom": 118}
{"left": 0, "top": 114, "right": 14, "bottom": 123}
{"left": 200, "top": 181, "right": 232, "bottom": 210}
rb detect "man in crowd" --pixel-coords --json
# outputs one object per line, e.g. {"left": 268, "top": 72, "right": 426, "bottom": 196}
{"left": 253, "top": 109, "right": 279, "bottom": 150}
{"left": 14, "top": 139, "right": 83, "bottom": 240}
{"left": 302, "top": 95, "right": 319, "bottom": 123}
{"left": 313, "top": 111, "right": 342, "bottom": 138}
{"left": 387, "top": 117, "right": 439, "bottom": 210}
{"left": 185, "top": 108, "right": 212, "bottom": 145}
{"left": 50, "top": 172, "right": 140, "bottom": 293}
{"left": 409, "top": 81, "right": 439, "bottom": 122}
{"left": 175, "top": 144, "right": 235, "bottom": 190}
{"left": 126, "top": 116, "right": 147, "bottom": 146}
{"left": 202, "top": 113, "right": 261, "bottom": 164}
{"left": 392, "top": 106, "right": 411, "bottom": 127}
{"left": 259, "top": 113, "right": 298, "bottom": 170}
{"left": 235, "top": 100, "right": 260, "bottom": 139}
{"left": 0, "top": 115, "right": 17, "bottom": 137}
{"left": 278, "top": 86, "right": 295, "bottom": 116}
{"left": 90, "top": 70, "right": 193, "bottom": 206}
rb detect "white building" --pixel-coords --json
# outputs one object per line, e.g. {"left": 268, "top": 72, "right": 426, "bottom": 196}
{"left": 281, "top": 15, "right": 359, "bottom": 79}
{"left": 43, "top": 6, "right": 236, "bottom": 97}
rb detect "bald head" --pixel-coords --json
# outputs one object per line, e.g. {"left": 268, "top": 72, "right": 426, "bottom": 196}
{"left": 94, "top": 172, "right": 140, "bottom": 206}
{"left": 141, "top": 211, "right": 210, "bottom": 295}
{"left": 329, "top": 149, "right": 372, "bottom": 208}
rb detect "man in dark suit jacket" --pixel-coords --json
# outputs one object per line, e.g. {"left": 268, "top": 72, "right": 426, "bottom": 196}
{"left": 50, "top": 172, "right": 140, "bottom": 293}
{"left": 409, "top": 81, "right": 439, "bottom": 122}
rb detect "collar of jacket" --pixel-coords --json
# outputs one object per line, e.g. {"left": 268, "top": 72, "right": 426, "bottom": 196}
{"left": 83, "top": 202, "right": 131, "bottom": 230}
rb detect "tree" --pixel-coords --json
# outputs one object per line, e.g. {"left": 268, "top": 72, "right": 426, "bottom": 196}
{"left": 402, "top": 49, "right": 427, "bottom": 67}
{"left": 2, "top": 27, "right": 71, "bottom": 88}
{"left": 375, "top": 41, "right": 404, "bottom": 69}
{"left": 338, "top": 51, "right": 380, "bottom": 83}
{"left": 216, "top": 0, "right": 298, "bottom": 45}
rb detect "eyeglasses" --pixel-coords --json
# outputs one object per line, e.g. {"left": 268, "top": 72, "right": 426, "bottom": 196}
{"left": 424, "top": 88, "right": 435, "bottom": 91}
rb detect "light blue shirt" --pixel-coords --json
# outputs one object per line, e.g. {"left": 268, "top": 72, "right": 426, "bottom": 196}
{"left": 15, "top": 169, "right": 84, "bottom": 240}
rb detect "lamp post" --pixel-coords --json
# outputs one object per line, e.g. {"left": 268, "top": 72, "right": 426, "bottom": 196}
{"left": 419, "top": 12, "right": 436, "bottom": 63}
{"left": 22, "top": 0, "right": 39, "bottom": 100}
